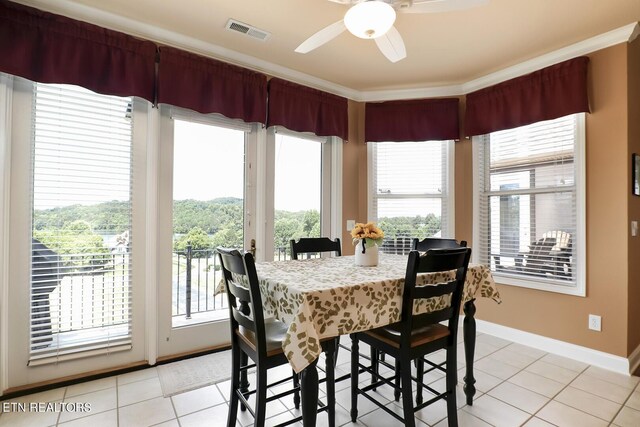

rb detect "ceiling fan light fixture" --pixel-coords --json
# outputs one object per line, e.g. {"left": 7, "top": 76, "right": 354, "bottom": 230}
{"left": 344, "top": 1, "right": 396, "bottom": 39}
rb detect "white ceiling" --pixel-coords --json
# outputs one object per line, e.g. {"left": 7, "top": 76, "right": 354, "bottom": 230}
{"left": 14, "top": 0, "right": 640, "bottom": 98}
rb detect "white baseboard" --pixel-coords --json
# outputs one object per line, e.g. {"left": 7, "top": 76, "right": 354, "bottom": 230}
{"left": 474, "top": 319, "right": 632, "bottom": 376}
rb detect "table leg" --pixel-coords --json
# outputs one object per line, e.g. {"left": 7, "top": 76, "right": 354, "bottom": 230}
{"left": 463, "top": 298, "right": 477, "bottom": 406}
{"left": 300, "top": 359, "right": 319, "bottom": 426}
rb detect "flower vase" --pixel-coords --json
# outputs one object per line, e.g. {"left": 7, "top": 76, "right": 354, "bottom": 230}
{"left": 355, "top": 238, "right": 379, "bottom": 267}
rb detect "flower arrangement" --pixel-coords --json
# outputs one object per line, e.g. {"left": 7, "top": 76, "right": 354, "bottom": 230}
{"left": 351, "top": 222, "right": 384, "bottom": 248}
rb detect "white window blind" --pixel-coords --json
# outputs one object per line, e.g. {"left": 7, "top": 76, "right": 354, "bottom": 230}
{"left": 371, "top": 140, "right": 451, "bottom": 254}
{"left": 477, "top": 114, "right": 578, "bottom": 286}
{"left": 30, "top": 83, "right": 133, "bottom": 365}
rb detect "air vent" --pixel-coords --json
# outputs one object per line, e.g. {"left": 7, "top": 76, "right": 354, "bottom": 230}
{"left": 225, "top": 19, "right": 271, "bottom": 41}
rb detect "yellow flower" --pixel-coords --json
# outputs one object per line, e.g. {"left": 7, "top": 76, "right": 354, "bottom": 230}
{"left": 350, "top": 221, "right": 384, "bottom": 245}
{"left": 350, "top": 222, "right": 366, "bottom": 238}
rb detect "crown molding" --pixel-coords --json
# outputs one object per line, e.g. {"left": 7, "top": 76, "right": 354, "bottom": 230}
{"left": 13, "top": 1, "right": 640, "bottom": 102}
{"left": 359, "top": 21, "right": 640, "bottom": 100}
{"left": 459, "top": 22, "right": 640, "bottom": 95}
{"left": 354, "top": 84, "right": 465, "bottom": 102}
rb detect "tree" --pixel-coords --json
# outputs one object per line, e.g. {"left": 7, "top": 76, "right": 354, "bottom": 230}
{"left": 210, "top": 227, "right": 243, "bottom": 250}
{"left": 33, "top": 220, "right": 110, "bottom": 269}
{"left": 302, "top": 210, "right": 320, "bottom": 236}
{"left": 274, "top": 218, "right": 302, "bottom": 249}
{"left": 378, "top": 214, "right": 442, "bottom": 239}
{"left": 173, "top": 227, "right": 214, "bottom": 256}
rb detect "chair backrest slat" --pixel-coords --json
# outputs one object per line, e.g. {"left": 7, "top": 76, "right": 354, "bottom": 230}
{"left": 290, "top": 237, "right": 341, "bottom": 260}
{"left": 217, "top": 247, "right": 268, "bottom": 357}
{"left": 412, "top": 308, "right": 454, "bottom": 329}
{"left": 221, "top": 250, "right": 250, "bottom": 274}
{"left": 413, "top": 280, "right": 457, "bottom": 299}
{"left": 401, "top": 248, "right": 471, "bottom": 346}
{"left": 227, "top": 280, "right": 251, "bottom": 304}
{"left": 233, "top": 310, "right": 257, "bottom": 331}
{"left": 411, "top": 237, "right": 467, "bottom": 252}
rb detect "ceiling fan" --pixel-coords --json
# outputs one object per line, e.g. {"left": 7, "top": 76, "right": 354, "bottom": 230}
{"left": 295, "top": 0, "right": 488, "bottom": 63}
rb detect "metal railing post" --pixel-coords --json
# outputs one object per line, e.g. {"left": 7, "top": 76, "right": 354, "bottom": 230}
{"left": 185, "top": 244, "right": 192, "bottom": 319}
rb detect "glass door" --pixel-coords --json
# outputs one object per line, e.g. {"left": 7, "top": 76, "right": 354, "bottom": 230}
{"left": 6, "top": 80, "right": 148, "bottom": 385}
{"left": 273, "top": 132, "right": 323, "bottom": 260}
{"left": 158, "top": 110, "right": 255, "bottom": 357}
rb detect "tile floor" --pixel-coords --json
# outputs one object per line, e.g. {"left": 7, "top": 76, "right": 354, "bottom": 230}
{"left": 1, "top": 332, "right": 640, "bottom": 426}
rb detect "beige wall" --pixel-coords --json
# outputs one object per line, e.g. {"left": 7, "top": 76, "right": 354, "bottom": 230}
{"left": 344, "top": 42, "right": 640, "bottom": 358}
{"left": 628, "top": 37, "right": 640, "bottom": 355}
{"left": 477, "top": 44, "right": 630, "bottom": 357}
{"left": 342, "top": 100, "right": 367, "bottom": 256}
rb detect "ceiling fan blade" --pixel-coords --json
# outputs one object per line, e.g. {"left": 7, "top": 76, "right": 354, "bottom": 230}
{"left": 374, "top": 26, "right": 406, "bottom": 63}
{"left": 295, "top": 20, "right": 347, "bottom": 54}
{"left": 402, "top": 0, "right": 488, "bottom": 14}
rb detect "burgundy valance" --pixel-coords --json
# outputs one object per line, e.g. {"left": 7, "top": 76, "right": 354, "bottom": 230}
{"left": 267, "top": 78, "right": 348, "bottom": 140}
{"left": 0, "top": 0, "right": 156, "bottom": 102}
{"left": 365, "top": 98, "right": 460, "bottom": 142}
{"left": 465, "top": 57, "right": 590, "bottom": 136}
{"left": 157, "top": 46, "right": 267, "bottom": 123}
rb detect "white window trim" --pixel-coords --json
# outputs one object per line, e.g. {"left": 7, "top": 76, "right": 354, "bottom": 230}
{"left": 256, "top": 126, "right": 274, "bottom": 262}
{"left": 472, "top": 113, "right": 586, "bottom": 297}
{"left": 446, "top": 140, "right": 456, "bottom": 238}
{"left": 367, "top": 140, "right": 456, "bottom": 238}
{"left": 328, "top": 136, "right": 343, "bottom": 243}
{"left": 0, "top": 73, "right": 13, "bottom": 395}
{"left": 144, "top": 105, "right": 160, "bottom": 366}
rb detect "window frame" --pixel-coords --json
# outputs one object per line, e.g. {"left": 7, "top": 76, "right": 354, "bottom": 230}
{"left": 2, "top": 75, "right": 150, "bottom": 384}
{"left": 472, "top": 113, "right": 586, "bottom": 296}
{"left": 264, "top": 126, "right": 342, "bottom": 261}
{"left": 155, "top": 105, "right": 258, "bottom": 357}
{"left": 0, "top": 76, "right": 345, "bottom": 390}
{"left": 367, "top": 139, "right": 456, "bottom": 240}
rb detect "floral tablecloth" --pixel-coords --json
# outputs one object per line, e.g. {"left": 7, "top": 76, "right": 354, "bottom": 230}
{"left": 253, "top": 254, "right": 501, "bottom": 373}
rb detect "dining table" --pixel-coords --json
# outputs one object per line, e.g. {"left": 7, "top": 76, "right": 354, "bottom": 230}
{"left": 242, "top": 253, "right": 501, "bottom": 425}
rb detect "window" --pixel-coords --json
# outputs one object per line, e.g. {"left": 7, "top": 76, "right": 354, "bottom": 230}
{"left": 30, "top": 83, "right": 134, "bottom": 364}
{"left": 369, "top": 140, "right": 454, "bottom": 254}
{"left": 475, "top": 114, "right": 585, "bottom": 295}
{"left": 273, "top": 131, "right": 323, "bottom": 260}
{"left": 170, "top": 117, "right": 247, "bottom": 326}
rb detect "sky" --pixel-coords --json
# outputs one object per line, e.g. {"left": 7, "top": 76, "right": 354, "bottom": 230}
{"left": 173, "top": 120, "right": 321, "bottom": 212}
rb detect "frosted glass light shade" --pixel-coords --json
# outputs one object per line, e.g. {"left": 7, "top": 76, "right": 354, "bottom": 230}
{"left": 344, "top": 1, "right": 396, "bottom": 39}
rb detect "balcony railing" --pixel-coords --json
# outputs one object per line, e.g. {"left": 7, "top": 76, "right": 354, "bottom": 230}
{"left": 31, "top": 251, "right": 130, "bottom": 351}
{"left": 33, "top": 245, "right": 299, "bottom": 347}
{"left": 171, "top": 245, "right": 296, "bottom": 320}
{"left": 172, "top": 246, "right": 227, "bottom": 319}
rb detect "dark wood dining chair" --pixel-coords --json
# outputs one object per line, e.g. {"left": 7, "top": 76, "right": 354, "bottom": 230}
{"left": 290, "top": 237, "right": 341, "bottom": 260}
{"left": 217, "top": 247, "right": 336, "bottom": 427}
{"left": 402, "top": 237, "right": 467, "bottom": 382}
{"left": 350, "top": 248, "right": 471, "bottom": 427}
{"left": 290, "top": 237, "right": 347, "bottom": 370}
{"left": 411, "top": 237, "right": 467, "bottom": 251}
